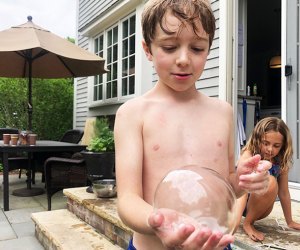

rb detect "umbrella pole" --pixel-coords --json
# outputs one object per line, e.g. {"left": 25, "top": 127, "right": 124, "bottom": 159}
{"left": 28, "top": 59, "right": 33, "bottom": 132}
{"left": 12, "top": 54, "right": 44, "bottom": 197}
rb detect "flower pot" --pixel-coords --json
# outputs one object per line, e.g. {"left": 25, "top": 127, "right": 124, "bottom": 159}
{"left": 81, "top": 151, "right": 115, "bottom": 193}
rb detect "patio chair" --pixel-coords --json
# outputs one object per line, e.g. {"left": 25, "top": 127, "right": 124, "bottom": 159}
{"left": 60, "top": 129, "right": 84, "bottom": 144}
{"left": 0, "top": 128, "right": 29, "bottom": 177}
{"left": 32, "top": 129, "right": 84, "bottom": 184}
{"left": 44, "top": 153, "right": 87, "bottom": 210}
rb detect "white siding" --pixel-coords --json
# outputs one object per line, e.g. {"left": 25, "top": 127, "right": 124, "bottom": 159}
{"left": 74, "top": 33, "right": 89, "bottom": 129}
{"left": 78, "top": 0, "right": 120, "bottom": 31}
{"left": 197, "top": 0, "right": 220, "bottom": 96}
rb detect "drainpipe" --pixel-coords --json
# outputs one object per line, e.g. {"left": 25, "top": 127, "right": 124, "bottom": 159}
{"left": 219, "top": 0, "right": 234, "bottom": 104}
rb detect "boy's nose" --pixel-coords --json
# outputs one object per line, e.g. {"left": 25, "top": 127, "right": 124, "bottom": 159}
{"left": 176, "top": 50, "right": 190, "bottom": 67}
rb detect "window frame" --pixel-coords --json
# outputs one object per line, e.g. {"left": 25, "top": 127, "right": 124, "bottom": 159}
{"left": 92, "top": 12, "right": 136, "bottom": 105}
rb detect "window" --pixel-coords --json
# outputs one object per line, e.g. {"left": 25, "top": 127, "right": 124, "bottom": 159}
{"left": 94, "top": 35, "right": 104, "bottom": 100}
{"left": 94, "top": 14, "right": 136, "bottom": 102}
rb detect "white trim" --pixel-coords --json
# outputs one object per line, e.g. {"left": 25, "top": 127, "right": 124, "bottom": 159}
{"left": 232, "top": 0, "right": 239, "bottom": 161}
{"left": 281, "top": 0, "right": 287, "bottom": 122}
{"left": 237, "top": 0, "right": 247, "bottom": 95}
{"left": 288, "top": 182, "right": 300, "bottom": 201}
{"left": 82, "top": 1, "right": 153, "bottom": 111}
{"left": 80, "top": 0, "right": 141, "bottom": 37}
{"left": 289, "top": 182, "right": 300, "bottom": 190}
{"left": 135, "top": 4, "right": 153, "bottom": 95}
{"left": 218, "top": 0, "right": 229, "bottom": 101}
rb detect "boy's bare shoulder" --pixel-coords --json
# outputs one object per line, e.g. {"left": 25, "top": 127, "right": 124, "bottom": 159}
{"left": 116, "top": 95, "right": 148, "bottom": 116}
{"left": 203, "top": 95, "right": 233, "bottom": 113}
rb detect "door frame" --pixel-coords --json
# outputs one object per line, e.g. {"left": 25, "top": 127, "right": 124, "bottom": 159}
{"left": 230, "top": 0, "right": 300, "bottom": 184}
{"left": 281, "top": 0, "right": 287, "bottom": 122}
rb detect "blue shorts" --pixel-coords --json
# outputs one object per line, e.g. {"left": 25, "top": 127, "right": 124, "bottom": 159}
{"left": 127, "top": 238, "right": 232, "bottom": 250}
{"left": 127, "top": 239, "right": 136, "bottom": 250}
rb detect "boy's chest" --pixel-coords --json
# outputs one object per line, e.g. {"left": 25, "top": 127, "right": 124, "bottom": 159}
{"left": 143, "top": 109, "right": 230, "bottom": 169}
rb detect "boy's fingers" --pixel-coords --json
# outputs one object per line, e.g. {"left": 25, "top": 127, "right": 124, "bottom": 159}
{"left": 241, "top": 155, "right": 272, "bottom": 174}
{"left": 257, "top": 160, "right": 272, "bottom": 172}
{"left": 202, "top": 232, "right": 229, "bottom": 250}
{"left": 240, "top": 154, "right": 261, "bottom": 174}
{"left": 148, "top": 212, "right": 164, "bottom": 229}
{"left": 218, "top": 234, "right": 235, "bottom": 247}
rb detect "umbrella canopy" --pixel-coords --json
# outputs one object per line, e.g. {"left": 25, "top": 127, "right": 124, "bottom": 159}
{"left": 0, "top": 16, "right": 107, "bottom": 130}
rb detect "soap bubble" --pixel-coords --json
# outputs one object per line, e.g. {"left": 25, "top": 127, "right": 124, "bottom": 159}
{"left": 153, "top": 166, "right": 237, "bottom": 234}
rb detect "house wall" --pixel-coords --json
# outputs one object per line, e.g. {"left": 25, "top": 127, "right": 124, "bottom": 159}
{"left": 74, "top": 0, "right": 221, "bottom": 129}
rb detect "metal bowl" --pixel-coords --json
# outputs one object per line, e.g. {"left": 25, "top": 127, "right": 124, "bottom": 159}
{"left": 92, "top": 179, "right": 117, "bottom": 198}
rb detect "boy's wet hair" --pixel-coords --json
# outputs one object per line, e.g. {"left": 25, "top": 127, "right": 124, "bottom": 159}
{"left": 141, "top": 0, "right": 216, "bottom": 49}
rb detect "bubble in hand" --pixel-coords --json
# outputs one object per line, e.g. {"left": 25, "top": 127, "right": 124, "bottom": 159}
{"left": 153, "top": 166, "right": 237, "bottom": 234}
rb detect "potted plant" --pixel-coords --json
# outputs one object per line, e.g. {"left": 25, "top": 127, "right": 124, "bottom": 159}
{"left": 81, "top": 117, "right": 115, "bottom": 193}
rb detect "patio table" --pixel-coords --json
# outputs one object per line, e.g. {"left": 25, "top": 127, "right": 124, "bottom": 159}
{"left": 0, "top": 140, "right": 86, "bottom": 211}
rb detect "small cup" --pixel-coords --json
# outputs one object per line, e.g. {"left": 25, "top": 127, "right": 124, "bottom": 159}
{"left": 10, "top": 134, "right": 19, "bottom": 146}
{"left": 3, "top": 134, "right": 11, "bottom": 145}
{"left": 20, "top": 133, "right": 27, "bottom": 145}
{"left": 28, "top": 134, "right": 37, "bottom": 146}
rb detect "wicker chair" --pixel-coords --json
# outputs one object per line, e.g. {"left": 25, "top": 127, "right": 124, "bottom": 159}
{"left": 44, "top": 153, "right": 87, "bottom": 210}
{"left": 0, "top": 128, "right": 29, "bottom": 177}
{"left": 32, "top": 129, "right": 84, "bottom": 183}
{"left": 60, "top": 129, "right": 84, "bottom": 144}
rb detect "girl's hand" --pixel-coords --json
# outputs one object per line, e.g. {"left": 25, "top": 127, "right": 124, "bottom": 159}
{"left": 237, "top": 154, "right": 272, "bottom": 194}
{"left": 148, "top": 209, "right": 234, "bottom": 250}
{"left": 287, "top": 221, "right": 300, "bottom": 230}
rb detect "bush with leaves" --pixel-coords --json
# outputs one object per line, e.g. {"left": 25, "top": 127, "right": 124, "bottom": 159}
{"left": 87, "top": 117, "right": 115, "bottom": 152}
{"left": 0, "top": 78, "right": 73, "bottom": 140}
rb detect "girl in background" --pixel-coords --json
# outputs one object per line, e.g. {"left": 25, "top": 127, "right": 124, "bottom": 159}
{"left": 235, "top": 117, "right": 300, "bottom": 241}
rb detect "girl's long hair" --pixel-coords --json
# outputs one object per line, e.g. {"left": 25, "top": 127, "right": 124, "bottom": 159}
{"left": 242, "top": 117, "right": 293, "bottom": 171}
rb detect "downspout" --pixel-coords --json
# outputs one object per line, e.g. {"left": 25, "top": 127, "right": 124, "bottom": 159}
{"left": 219, "top": 0, "right": 239, "bottom": 162}
{"left": 219, "top": 0, "right": 234, "bottom": 104}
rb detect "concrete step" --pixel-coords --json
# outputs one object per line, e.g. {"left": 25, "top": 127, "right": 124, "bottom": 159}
{"left": 54, "top": 187, "right": 299, "bottom": 250}
{"left": 32, "top": 209, "right": 123, "bottom": 250}
{"left": 63, "top": 187, "right": 133, "bottom": 249}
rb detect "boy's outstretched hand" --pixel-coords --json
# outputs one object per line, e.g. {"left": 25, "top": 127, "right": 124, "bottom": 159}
{"left": 237, "top": 154, "right": 272, "bottom": 194}
{"left": 148, "top": 210, "right": 234, "bottom": 250}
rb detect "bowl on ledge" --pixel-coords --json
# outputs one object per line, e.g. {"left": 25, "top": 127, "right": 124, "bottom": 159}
{"left": 92, "top": 179, "right": 117, "bottom": 198}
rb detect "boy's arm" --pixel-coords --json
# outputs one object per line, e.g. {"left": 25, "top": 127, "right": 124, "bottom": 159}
{"left": 227, "top": 110, "right": 244, "bottom": 197}
{"left": 226, "top": 107, "right": 248, "bottom": 198}
{"left": 229, "top": 153, "right": 249, "bottom": 198}
{"left": 114, "top": 102, "right": 154, "bottom": 235}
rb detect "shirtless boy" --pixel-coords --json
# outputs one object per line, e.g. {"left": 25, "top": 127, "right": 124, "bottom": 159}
{"left": 114, "top": 0, "right": 271, "bottom": 249}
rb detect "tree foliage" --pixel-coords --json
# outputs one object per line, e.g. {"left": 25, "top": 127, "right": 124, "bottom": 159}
{"left": 0, "top": 78, "right": 73, "bottom": 140}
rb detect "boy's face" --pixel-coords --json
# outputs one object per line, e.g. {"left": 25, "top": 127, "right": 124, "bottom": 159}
{"left": 143, "top": 11, "right": 210, "bottom": 92}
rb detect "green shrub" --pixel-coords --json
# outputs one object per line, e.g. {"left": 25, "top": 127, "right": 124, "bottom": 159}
{"left": 0, "top": 78, "right": 73, "bottom": 140}
{"left": 87, "top": 117, "right": 115, "bottom": 152}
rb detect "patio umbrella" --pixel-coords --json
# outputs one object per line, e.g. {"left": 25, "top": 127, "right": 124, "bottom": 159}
{"left": 0, "top": 16, "right": 107, "bottom": 131}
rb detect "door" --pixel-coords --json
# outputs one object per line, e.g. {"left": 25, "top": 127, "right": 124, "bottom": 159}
{"left": 285, "top": 0, "right": 300, "bottom": 182}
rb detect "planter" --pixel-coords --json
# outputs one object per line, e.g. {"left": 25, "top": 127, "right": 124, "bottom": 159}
{"left": 81, "top": 151, "right": 115, "bottom": 193}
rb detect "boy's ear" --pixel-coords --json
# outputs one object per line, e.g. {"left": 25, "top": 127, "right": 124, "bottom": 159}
{"left": 142, "top": 40, "right": 153, "bottom": 61}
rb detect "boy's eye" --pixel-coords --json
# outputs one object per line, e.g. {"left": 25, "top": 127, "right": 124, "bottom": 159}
{"left": 161, "top": 46, "right": 176, "bottom": 52}
{"left": 191, "top": 47, "right": 204, "bottom": 52}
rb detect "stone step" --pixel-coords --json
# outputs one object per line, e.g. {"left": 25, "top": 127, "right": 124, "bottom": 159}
{"left": 63, "top": 187, "right": 133, "bottom": 249}
{"left": 32, "top": 209, "right": 123, "bottom": 250}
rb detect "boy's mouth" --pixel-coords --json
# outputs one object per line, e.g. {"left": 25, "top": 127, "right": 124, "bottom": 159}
{"left": 172, "top": 73, "right": 192, "bottom": 79}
